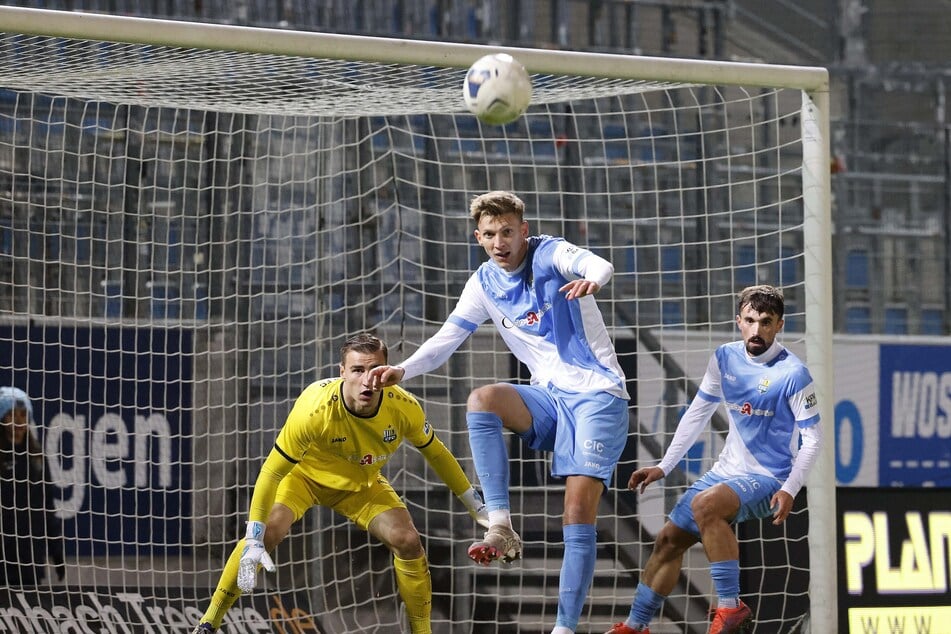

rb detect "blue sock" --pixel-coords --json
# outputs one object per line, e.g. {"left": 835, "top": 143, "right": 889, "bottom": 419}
{"left": 710, "top": 559, "right": 741, "bottom": 607}
{"left": 466, "top": 412, "right": 510, "bottom": 511}
{"left": 555, "top": 523, "right": 597, "bottom": 629}
{"left": 628, "top": 581, "right": 665, "bottom": 629}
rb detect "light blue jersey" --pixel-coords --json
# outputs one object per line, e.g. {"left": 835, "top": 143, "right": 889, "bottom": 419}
{"left": 400, "top": 235, "right": 629, "bottom": 400}
{"left": 680, "top": 340, "right": 820, "bottom": 482}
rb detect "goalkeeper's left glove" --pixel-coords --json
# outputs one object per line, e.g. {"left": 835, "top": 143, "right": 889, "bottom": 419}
{"left": 458, "top": 487, "right": 490, "bottom": 528}
{"left": 236, "top": 521, "right": 276, "bottom": 593}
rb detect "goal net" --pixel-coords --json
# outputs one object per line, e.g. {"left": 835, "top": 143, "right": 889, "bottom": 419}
{"left": 0, "top": 7, "right": 834, "bottom": 634}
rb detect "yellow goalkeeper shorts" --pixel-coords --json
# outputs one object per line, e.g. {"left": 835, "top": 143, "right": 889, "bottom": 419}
{"left": 275, "top": 469, "right": 406, "bottom": 531}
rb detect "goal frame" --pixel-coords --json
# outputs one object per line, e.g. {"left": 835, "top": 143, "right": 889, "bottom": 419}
{"left": 0, "top": 5, "right": 836, "bottom": 631}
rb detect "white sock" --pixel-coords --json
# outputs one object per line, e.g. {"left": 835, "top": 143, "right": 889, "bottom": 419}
{"left": 550, "top": 627, "right": 573, "bottom": 634}
{"left": 717, "top": 596, "right": 740, "bottom": 609}
{"left": 488, "top": 509, "right": 512, "bottom": 528}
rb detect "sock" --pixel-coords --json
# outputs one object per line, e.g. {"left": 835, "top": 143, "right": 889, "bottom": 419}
{"left": 550, "top": 627, "right": 574, "bottom": 634}
{"left": 488, "top": 508, "right": 512, "bottom": 528}
{"left": 627, "top": 581, "right": 665, "bottom": 629}
{"left": 710, "top": 559, "right": 741, "bottom": 608}
{"left": 393, "top": 554, "right": 432, "bottom": 634}
{"left": 466, "top": 412, "right": 510, "bottom": 511}
{"left": 554, "top": 523, "right": 597, "bottom": 630}
{"left": 200, "top": 539, "right": 246, "bottom": 628}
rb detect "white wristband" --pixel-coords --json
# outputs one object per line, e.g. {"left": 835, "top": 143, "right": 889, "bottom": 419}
{"left": 245, "top": 520, "right": 266, "bottom": 541}
{"left": 458, "top": 487, "right": 483, "bottom": 510}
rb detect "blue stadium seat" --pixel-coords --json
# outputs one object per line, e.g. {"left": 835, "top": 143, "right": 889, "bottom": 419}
{"left": 602, "top": 123, "right": 628, "bottom": 161}
{"left": 661, "top": 245, "right": 682, "bottom": 284}
{"left": 883, "top": 306, "right": 908, "bottom": 335}
{"left": 101, "top": 279, "right": 122, "bottom": 318}
{"left": 735, "top": 244, "right": 757, "bottom": 286}
{"left": 148, "top": 281, "right": 181, "bottom": 320}
{"left": 782, "top": 302, "right": 800, "bottom": 333}
{"left": 845, "top": 249, "right": 869, "bottom": 290}
{"left": 776, "top": 246, "right": 798, "bottom": 285}
{"left": 661, "top": 300, "right": 683, "bottom": 325}
{"left": 635, "top": 126, "right": 670, "bottom": 162}
{"left": 193, "top": 282, "right": 208, "bottom": 320}
{"left": 845, "top": 304, "right": 871, "bottom": 334}
{"left": 920, "top": 308, "right": 944, "bottom": 335}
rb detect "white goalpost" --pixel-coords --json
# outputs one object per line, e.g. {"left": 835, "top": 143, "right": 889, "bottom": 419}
{"left": 0, "top": 6, "right": 834, "bottom": 633}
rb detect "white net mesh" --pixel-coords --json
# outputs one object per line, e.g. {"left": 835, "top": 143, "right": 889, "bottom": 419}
{"left": 0, "top": 23, "right": 822, "bottom": 634}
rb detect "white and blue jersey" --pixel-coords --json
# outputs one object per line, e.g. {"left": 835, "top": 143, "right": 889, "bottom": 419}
{"left": 400, "top": 235, "right": 628, "bottom": 400}
{"left": 661, "top": 340, "right": 821, "bottom": 534}
{"left": 660, "top": 340, "right": 820, "bottom": 486}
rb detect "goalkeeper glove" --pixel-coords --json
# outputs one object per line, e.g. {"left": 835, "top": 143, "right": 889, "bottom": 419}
{"left": 236, "top": 520, "right": 275, "bottom": 593}
{"left": 458, "top": 487, "right": 490, "bottom": 528}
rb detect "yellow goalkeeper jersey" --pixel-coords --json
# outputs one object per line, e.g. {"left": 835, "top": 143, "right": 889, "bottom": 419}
{"left": 273, "top": 377, "right": 437, "bottom": 492}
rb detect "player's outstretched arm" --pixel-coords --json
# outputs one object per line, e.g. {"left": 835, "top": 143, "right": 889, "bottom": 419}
{"left": 458, "top": 486, "right": 490, "bottom": 528}
{"left": 558, "top": 279, "right": 601, "bottom": 300}
{"left": 236, "top": 449, "right": 293, "bottom": 593}
{"left": 418, "top": 433, "right": 490, "bottom": 528}
{"left": 628, "top": 466, "right": 665, "bottom": 494}
{"left": 368, "top": 365, "right": 405, "bottom": 390}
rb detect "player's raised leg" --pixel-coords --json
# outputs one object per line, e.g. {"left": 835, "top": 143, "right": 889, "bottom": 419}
{"left": 465, "top": 383, "right": 528, "bottom": 564}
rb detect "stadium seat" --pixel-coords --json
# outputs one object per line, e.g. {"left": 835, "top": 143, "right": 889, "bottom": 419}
{"left": 845, "top": 249, "right": 869, "bottom": 291}
{"left": 100, "top": 279, "right": 122, "bottom": 318}
{"left": 661, "top": 299, "right": 684, "bottom": 325}
{"left": 148, "top": 280, "right": 181, "bottom": 320}
{"left": 661, "top": 245, "right": 682, "bottom": 284}
{"left": 844, "top": 304, "right": 871, "bottom": 334}
{"left": 883, "top": 305, "right": 908, "bottom": 335}
{"left": 920, "top": 307, "right": 944, "bottom": 335}
{"left": 735, "top": 243, "right": 757, "bottom": 286}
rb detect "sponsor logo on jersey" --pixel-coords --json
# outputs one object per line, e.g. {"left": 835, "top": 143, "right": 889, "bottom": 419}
{"left": 724, "top": 372, "right": 737, "bottom": 382}
{"left": 728, "top": 401, "right": 775, "bottom": 417}
{"left": 805, "top": 393, "right": 817, "bottom": 409}
{"left": 382, "top": 428, "right": 397, "bottom": 443}
{"left": 331, "top": 436, "right": 347, "bottom": 443}
{"left": 423, "top": 421, "right": 432, "bottom": 435}
{"left": 500, "top": 301, "right": 552, "bottom": 329}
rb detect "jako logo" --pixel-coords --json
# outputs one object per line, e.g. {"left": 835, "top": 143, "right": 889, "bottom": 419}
{"left": 890, "top": 371, "right": 951, "bottom": 439}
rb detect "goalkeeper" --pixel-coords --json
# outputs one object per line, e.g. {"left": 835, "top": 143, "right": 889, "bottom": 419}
{"left": 193, "top": 333, "right": 488, "bottom": 634}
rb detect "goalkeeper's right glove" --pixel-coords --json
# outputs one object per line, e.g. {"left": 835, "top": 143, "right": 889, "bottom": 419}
{"left": 458, "top": 487, "right": 490, "bottom": 529}
{"left": 236, "top": 520, "right": 276, "bottom": 593}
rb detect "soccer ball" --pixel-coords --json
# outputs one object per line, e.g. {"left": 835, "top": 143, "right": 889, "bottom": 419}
{"left": 462, "top": 53, "right": 532, "bottom": 126}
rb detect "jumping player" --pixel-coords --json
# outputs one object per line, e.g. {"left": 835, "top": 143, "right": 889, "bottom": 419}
{"left": 369, "top": 191, "right": 630, "bottom": 634}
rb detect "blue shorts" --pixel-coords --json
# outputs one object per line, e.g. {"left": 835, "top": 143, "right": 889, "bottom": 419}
{"left": 669, "top": 471, "right": 781, "bottom": 538}
{"left": 513, "top": 383, "right": 628, "bottom": 485}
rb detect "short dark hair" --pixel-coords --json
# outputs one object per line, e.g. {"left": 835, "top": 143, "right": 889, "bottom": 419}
{"left": 469, "top": 190, "right": 525, "bottom": 224}
{"left": 737, "top": 285, "right": 785, "bottom": 319}
{"left": 340, "top": 332, "right": 387, "bottom": 364}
